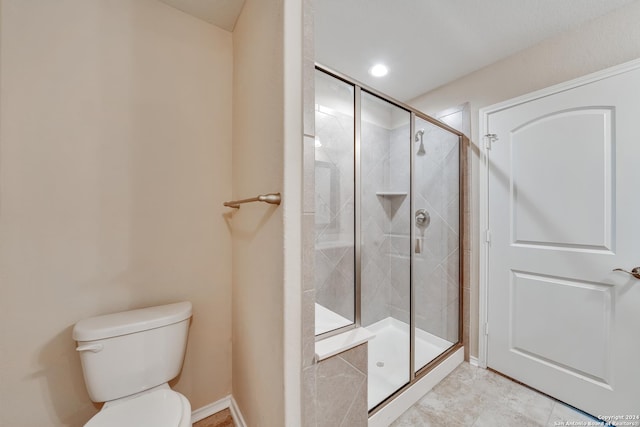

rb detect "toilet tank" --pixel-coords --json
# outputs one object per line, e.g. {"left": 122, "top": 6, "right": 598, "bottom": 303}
{"left": 73, "top": 302, "right": 192, "bottom": 403}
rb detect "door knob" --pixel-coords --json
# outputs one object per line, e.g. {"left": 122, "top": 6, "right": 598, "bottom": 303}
{"left": 613, "top": 267, "right": 640, "bottom": 280}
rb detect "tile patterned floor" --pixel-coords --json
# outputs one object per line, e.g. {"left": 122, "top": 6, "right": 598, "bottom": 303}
{"left": 191, "top": 363, "right": 603, "bottom": 427}
{"left": 391, "top": 362, "right": 597, "bottom": 427}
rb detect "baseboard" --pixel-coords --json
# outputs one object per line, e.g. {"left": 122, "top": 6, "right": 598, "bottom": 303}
{"left": 191, "top": 395, "right": 231, "bottom": 423}
{"left": 469, "top": 356, "right": 480, "bottom": 367}
{"left": 229, "top": 396, "right": 248, "bottom": 427}
{"left": 191, "top": 395, "right": 247, "bottom": 427}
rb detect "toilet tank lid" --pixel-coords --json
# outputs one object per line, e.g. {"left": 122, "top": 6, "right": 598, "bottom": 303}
{"left": 73, "top": 302, "right": 192, "bottom": 341}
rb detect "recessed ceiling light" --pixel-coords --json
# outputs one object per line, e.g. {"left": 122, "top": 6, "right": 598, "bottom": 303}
{"left": 369, "top": 64, "right": 388, "bottom": 77}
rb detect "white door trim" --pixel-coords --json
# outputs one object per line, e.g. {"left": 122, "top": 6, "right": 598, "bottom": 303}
{"left": 477, "top": 57, "right": 640, "bottom": 368}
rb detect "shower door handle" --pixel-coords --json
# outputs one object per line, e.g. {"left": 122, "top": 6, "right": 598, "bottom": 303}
{"left": 613, "top": 267, "right": 640, "bottom": 280}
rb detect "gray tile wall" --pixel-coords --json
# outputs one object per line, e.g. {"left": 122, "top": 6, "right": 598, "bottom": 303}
{"left": 359, "top": 110, "right": 462, "bottom": 345}
{"left": 386, "top": 125, "right": 412, "bottom": 325}
{"left": 314, "top": 98, "right": 464, "bottom": 344}
{"left": 411, "top": 118, "right": 461, "bottom": 343}
{"left": 314, "top": 106, "right": 355, "bottom": 321}
{"left": 360, "top": 117, "right": 394, "bottom": 326}
{"left": 316, "top": 344, "right": 368, "bottom": 427}
{"left": 438, "top": 103, "right": 472, "bottom": 360}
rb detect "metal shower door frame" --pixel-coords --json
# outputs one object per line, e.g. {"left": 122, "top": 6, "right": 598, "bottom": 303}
{"left": 314, "top": 64, "right": 465, "bottom": 415}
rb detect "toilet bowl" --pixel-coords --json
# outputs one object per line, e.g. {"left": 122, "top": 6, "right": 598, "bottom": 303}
{"left": 73, "top": 302, "right": 193, "bottom": 427}
{"left": 85, "top": 387, "right": 191, "bottom": 427}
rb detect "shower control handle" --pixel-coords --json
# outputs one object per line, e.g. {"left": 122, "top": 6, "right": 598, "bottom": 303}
{"left": 415, "top": 209, "right": 430, "bottom": 228}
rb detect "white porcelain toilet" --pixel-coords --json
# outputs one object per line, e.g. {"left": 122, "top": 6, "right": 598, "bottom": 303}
{"left": 73, "top": 301, "right": 193, "bottom": 427}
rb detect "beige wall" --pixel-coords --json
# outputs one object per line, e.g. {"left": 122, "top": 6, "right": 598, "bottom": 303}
{"left": 409, "top": 1, "right": 640, "bottom": 358}
{"left": 0, "top": 1, "right": 233, "bottom": 425}
{"left": 231, "top": 0, "right": 288, "bottom": 425}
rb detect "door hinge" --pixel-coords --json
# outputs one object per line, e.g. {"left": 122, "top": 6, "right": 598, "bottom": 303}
{"left": 484, "top": 322, "right": 489, "bottom": 336}
{"left": 484, "top": 133, "right": 498, "bottom": 150}
{"left": 485, "top": 229, "right": 491, "bottom": 243}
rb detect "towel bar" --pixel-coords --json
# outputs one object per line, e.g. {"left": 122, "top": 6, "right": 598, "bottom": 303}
{"left": 224, "top": 192, "right": 281, "bottom": 209}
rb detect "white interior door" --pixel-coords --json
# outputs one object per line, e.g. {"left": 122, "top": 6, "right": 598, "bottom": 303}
{"left": 485, "top": 63, "right": 640, "bottom": 415}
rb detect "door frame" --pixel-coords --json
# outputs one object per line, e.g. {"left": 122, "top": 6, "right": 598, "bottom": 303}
{"left": 477, "top": 57, "right": 640, "bottom": 368}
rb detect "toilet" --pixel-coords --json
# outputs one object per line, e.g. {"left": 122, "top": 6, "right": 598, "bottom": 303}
{"left": 73, "top": 301, "right": 193, "bottom": 427}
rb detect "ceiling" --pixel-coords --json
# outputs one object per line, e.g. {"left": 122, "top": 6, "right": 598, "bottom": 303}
{"left": 315, "top": 0, "right": 636, "bottom": 101}
{"left": 159, "top": 0, "right": 636, "bottom": 100}
{"left": 158, "top": 0, "right": 245, "bottom": 31}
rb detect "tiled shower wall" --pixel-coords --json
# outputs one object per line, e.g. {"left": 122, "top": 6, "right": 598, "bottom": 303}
{"left": 382, "top": 109, "right": 469, "bottom": 345}
{"left": 315, "top": 344, "right": 368, "bottom": 426}
{"left": 436, "top": 103, "right": 472, "bottom": 360}
{"left": 315, "top": 102, "right": 465, "bottom": 347}
{"left": 405, "top": 118, "right": 461, "bottom": 343}
{"left": 360, "top": 110, "right": 409, "bottom": 327}
{"left": 314, "top": 105, "right": 355, "bottom": 321}
{"left": 313, "top": 104, "right": 411, "bottom": 328}
{"left": 362, "top": 108, "right": 466, "bottom": 344}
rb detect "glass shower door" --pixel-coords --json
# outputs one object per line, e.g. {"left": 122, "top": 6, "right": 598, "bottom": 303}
{"left": 314, "top": 69, "right": 356, "bottom": 336}
{"left": 360, "top": 91, "right": 411, "bottom": 409}
{"left": 412, "top": 117, "right": 460, "bottom": 373}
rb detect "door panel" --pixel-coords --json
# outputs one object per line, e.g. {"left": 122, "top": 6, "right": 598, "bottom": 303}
{"left": 487, "top": 65, "right": 640, "bottom": 415}
{"left": 510, "top": 108, "right": 614, "bottom": 251}
{"left": 510, "top": 271, "right": 613, "bottom": 386}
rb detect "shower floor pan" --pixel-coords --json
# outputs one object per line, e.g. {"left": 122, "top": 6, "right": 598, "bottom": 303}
{"left": 366, "top": 317, "right": 454, "bottom": 410}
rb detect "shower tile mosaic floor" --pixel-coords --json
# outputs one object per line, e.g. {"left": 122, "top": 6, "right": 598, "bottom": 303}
{"left": 391, "top": 362, "right": 596, "bottom": 427}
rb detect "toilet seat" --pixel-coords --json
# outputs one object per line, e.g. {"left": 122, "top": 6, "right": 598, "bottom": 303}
{"left": 85, "top": 389, "right": 191, "bottom": 427}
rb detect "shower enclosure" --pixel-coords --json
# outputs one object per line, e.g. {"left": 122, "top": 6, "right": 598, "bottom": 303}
{"left": 314, "top": 65, "right": 463, "bottom": 413}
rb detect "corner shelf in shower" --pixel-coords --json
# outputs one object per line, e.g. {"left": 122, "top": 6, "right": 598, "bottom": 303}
{"left": 375, "top": 191, "right": 408, "bottom": 197}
